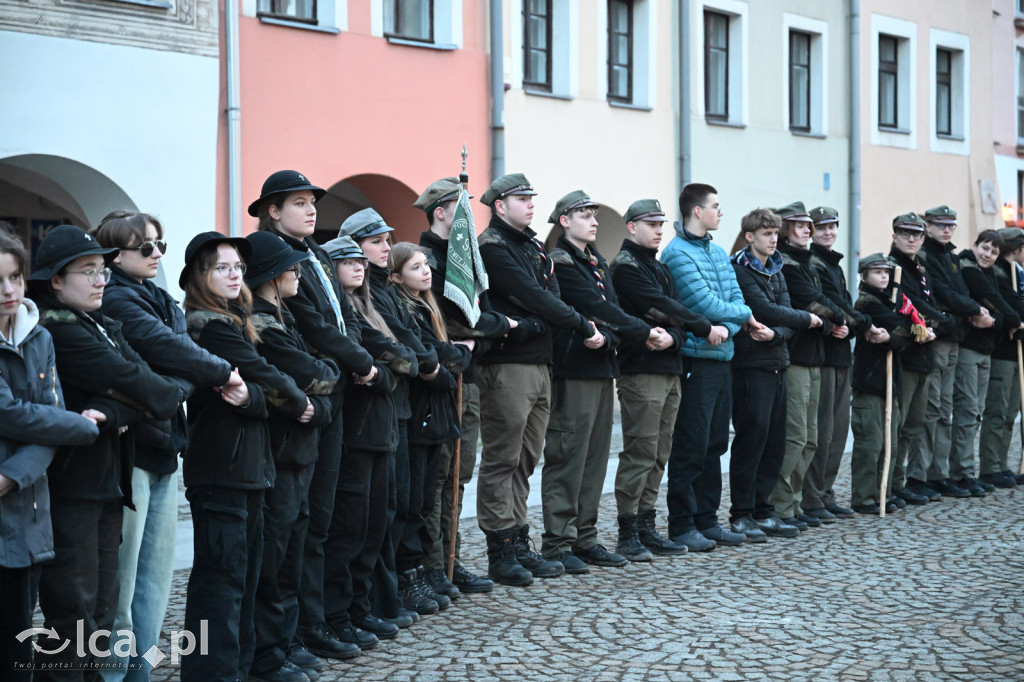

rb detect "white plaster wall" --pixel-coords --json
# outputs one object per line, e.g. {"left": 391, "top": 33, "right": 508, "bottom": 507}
{"left": 0, "top": 30, "right": 219, "bottom": 298}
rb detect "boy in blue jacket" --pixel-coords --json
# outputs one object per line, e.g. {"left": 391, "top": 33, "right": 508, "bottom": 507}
{"left": 659, "top": 183, "right": 766, "bottom": 551}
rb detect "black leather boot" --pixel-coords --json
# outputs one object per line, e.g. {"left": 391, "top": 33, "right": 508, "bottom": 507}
{"left": 637, "top": 508, "right": 688, "bottom": 556}
{"left": 615, "top": 514, "right": 654, "bottom": 562}
{"left": 485, "top": 529, "right": 534, "bottom": 586}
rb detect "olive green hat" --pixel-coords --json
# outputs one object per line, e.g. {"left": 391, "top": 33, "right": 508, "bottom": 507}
{"left": 997, "top": 227, "right": 1024, "bottom": 250}
{"left": 809, "top": 206, "right": 839, "bottom": 225}
{"left": 858, "top": 252, "right": 896, "bottom": 273}
{"left": 624, "top": 199, "right": 667, "bottom": 224}
{"left": 892, "top": 212, "right": 926, "bottom": 231}
{"left": 774, "top": 201, "right": 813, "bottom": 223}
{"left": 548, "top": 190, "right": 599, "bottom": 224}
{"left": 479, "top": 173, "right": 536, "bottom": 207}
{"left": 923, "top": 205, "right": 957, "bottom": 224}
{"left": 413, "top": 177, "right": 465, "bottom": 214}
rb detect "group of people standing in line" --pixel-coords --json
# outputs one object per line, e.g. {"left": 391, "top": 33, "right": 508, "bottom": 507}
{"left": 1, "top": 170, "right": 1022, "bottom": 682}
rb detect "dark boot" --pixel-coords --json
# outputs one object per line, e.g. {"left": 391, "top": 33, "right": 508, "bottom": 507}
{"left": 485, "top": 529, "right": 534, "bottom": 586}
{"left": 615, "top": 514, "right": 654, "bottom": 562}
{"left": 637, "top": 508, "right": 688, "bottom": 556}
{"left": 451, "top": 563, "right": 494, "bottom": 593}
{"left": 398, "top": 568, "right": 439, "bottom": 616}
{"left": 513, "top": 524, "right": 564, "bottom": 578}
{"left": 424, "top": 568, "right": 461, "bottom": 601}
{"left": 414, "top": 566, "right": 450, "bottom": 609}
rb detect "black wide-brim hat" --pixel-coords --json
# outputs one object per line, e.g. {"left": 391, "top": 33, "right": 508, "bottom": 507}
{"left": 179, "top": 231, "right": 253, "bottom": 289}
{"left": 247, "top": 170, "right": 327, "bottom": 217}
{"left": 244, "top": 231, "right": 308, "bottom": 290}
{"left": 29, "top": 225, "right": 118, "bottom": 281}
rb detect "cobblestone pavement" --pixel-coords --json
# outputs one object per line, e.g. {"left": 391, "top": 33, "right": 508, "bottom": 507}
{"left": 148, "top": 446, "right": 1024, "bottom": 682}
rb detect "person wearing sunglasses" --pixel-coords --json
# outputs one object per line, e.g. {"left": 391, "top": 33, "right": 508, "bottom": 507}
{"left": 27, "top": 225, "right": 183, "bottom": 680}
{"left": 92, "top": 211, "right": 246, "bottom": 682}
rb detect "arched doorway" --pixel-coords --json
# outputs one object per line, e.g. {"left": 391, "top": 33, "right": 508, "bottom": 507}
{"left": 542, "top": 204, "right": 627, "bottom": 261}
{"left": 0, "top": 154, "right": 145, "bottom": 278}
{"left": 316, "top": 173, "right": 424, "bottom": 245}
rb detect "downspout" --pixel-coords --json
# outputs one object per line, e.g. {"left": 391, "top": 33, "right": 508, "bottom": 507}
{"left": 226, "top": 0, "right": 242, "bottom": 238}
{"left": 848, "top": 0, "right": 861, "bottom": 292}
{"left": 679, "top": 0, "right": 691, "bottom": 189}
{"left": 490, "top": 0, "right": 505, "bottom": 180}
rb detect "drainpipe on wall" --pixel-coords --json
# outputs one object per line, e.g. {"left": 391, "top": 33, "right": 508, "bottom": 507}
{"left": 679, "top": 0, "right": 691, "bottom": 191}
{"left": 848, "top": 0, "right": 861, "bottom": 293}
{"left": 490, "top": 0, "right": 505, "bottom": 180}
{"left": 226, "top": 0, "right": 242, "bottom": 238}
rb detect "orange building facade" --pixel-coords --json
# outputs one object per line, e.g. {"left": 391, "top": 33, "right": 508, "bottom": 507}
{"left": 219, "top": 2, "right": 493, "bottom": 244}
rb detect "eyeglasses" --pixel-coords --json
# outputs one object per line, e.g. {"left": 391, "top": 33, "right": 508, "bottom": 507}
{"left": 207, "top": 263, "right": 247, "bottom": 277}
{"left": 122, "top": 240, "right": 167, "bottom": 258}
{"left": 933, "top": 223, "right": 957, "bottom": 232}
{"left": 285, "top": 266, "right": 302, "bottom": 277}
{"left": 895, "top": 230, "right": 924, "bottom": 241}
{"left": 66, "top": 267, "right": 112, "bottom": 285}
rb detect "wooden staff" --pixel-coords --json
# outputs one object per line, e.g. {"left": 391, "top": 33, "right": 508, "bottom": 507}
{"left": 447, "top": 145, "right": 469, "bottom": 582}
{"left": 879, "top": 266, "right": 902, "bottom": 518}
{"left": 1013, "top": 264, "right": 1024, "bottom": 476}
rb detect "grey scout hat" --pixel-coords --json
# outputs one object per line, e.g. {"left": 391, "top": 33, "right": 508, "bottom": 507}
{"left": 414, "top": 177, "right": 466, "bottom": 214}
{"left": 548, "top": 190, "right": 599, "bottom": 224}
{"left": 624, "top": 199, "right": 668, "bottom": 224}
{"left": 480, "top": 173, "right": 536, "bottom": 207}
{"left": 337, "top": 208, "right": 394, "bottom": 241}
{"left": 997, "top": 227, "right": 1024, "bottom": 250}
{"left": 323, "top": 235, "right": 365, "bottom": 261}
{"left": 923, "top": 205, "right": 957, "bottom": 224}
{"left": 892, "top": 212, "right": 926, "bottom": 231}
{"left": 775, "top": 201, "right": 813, "bottom": 223}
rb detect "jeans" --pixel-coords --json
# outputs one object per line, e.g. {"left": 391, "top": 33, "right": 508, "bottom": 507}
{"left": 103, "top": 468, "right": 179, "bottom": 682}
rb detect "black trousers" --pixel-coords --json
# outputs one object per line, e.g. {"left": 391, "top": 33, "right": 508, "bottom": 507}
{"left": 181, "top": 487, "right": 264, "bottom": 682}
{"left": 324, "top": 446, "right": 389, "bottom": 628}
{"left": 396, "top": 442, "right": 443, "bottom": 572}
{"left": 252, "top": 463, "right": 314, "bottom": 676}
{"left": 729, "top": 367, "right": 788, "bottom": 521}
{"left": 371, "top": 442, "right": 402, "bottom": 619}
{"left": 36, "top": 497, "right": 123, "bottom": 682}
{"left": 299, "top": 395, "right": 342, "bottom": 628}
{"left": 667, "top": 359, "right": 732, "bottom": 535}
{"left": 0, "top": 565, "right": 40, "bottom": 682}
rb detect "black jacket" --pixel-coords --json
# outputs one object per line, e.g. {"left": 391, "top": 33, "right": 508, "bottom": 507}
{"left": 851, "top": 284, "right": 912, "bottom": 397}
{"left": 919, "top": 236, "right": 981, "bottom": 342}
{"left": 37, "top": 293, "right": 182, "bottom": 503}
{"left": 341, "top": 305, "right": 399, "bottom": 454}
{"left": 477, "top": 215, "right": 592, "bottom": 365}
{"left": 185, "top": 306, "right": 308, "bottom": 489}
{"left": 958, "top": 250, "right": 1022, "bottom": 357}
{"left": 0, "top": 300, "right": 99, "bottom": 568}
{"left": 888, "top": 248, "right": 952, "bottom": 374}
{"left": 548, "top": 236, "right": 651, "bottom": 380}
{"left": 102, "top": 267, "right": 232, "bottom": 474}
{"left": 992, "top": 259, "right": 1024, "bottom": 361}
{"left": 393, "top": 292, "right": 470, "bottom": 445}
{"left": 420, "top": 229, "right": 515, "bottom": 382}
{"left": 779, "top": 242, "right": 844, "bottom": 367}
{"left": 610, "top": 239, "right": 710, "bottom": 376}
{"left": 731, "top": 248, "right": 811, "bottom": 371}
{"left": 809, "top": 244, "right": 872, "bottom": 368}
{"left": 252, "top": 298, "right": 340, "bottom": 469}
{"left": 268, "top": 229, "right": 374, "bottom": 377}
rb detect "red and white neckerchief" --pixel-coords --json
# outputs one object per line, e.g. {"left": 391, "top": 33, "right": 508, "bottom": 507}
{"left": 587, "top": 251, "right": 607, "bottom": 301}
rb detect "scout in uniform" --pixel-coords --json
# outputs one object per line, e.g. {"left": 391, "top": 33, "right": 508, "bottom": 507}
{"left": 772, "top": 202, "right": 848, "bottom": 529}
{"left": 913, "top": 206, "right": 991, "bottom": 500}
{"left": 805, "top": 206, "right": 872, "bottom": 520}
{"left": 610, "top": 199, "right": 713, "bottom": 558}
{"left": 475, "top": 173, "right": 601, "bottom": 586}
{"left": 416, "top": 177, "right": 513, "bottom": 595}
{"left": 886, "top": 213, "right": 943, "bottom": 507}
{"left": 540, "top": 191, "right": 666, "bottom": 572}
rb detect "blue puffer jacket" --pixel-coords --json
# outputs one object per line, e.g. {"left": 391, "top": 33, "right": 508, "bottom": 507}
{"left": 0, "top": 299, "right": 99, "bottom": 568}
{"left": 659, "top": 223, "right": 752, "bottom": 361}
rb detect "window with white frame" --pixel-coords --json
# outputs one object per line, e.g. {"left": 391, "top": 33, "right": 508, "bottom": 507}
{"left": 929, "top": 28, "right": 968, "bottom": 155}
{"left": 608, "top": 0, "right": 633, "bottom": 103}
{"left": 783, "top": 14, "right": 827, "bottom": 137}
{"left": 1018, "top": 49, "right": 1024, "bottom": 144}
{"left": 258, "top": 0, "right": 316, "bottom": 23}
{"left": 250, "top": 0, "right": 342, "bottom": 30}
{"left": 516, "top": 0, "right": 574, "bottom": 98}
{"left": 372, "top": 0, "right": 461, "bottom": 48}
{"left": 385, "top": 0, "right": 432, "bottom": 42}
{"left": 870, "top": 14, "right": 916, "bottom": 149}
{"left": 701, "top": 0, "right": 746, "bottom": 125}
